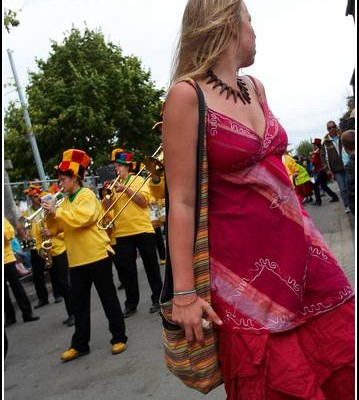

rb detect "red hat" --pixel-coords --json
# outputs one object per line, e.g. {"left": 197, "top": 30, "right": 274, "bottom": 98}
{"left": 55, "top": 149, "right": 91, "bottom": 179}
{"left": 312, "top": 138, "right": 322, "bottom": 146}
{"left": 23, "top": 181, "right": 43, "bottom": 196}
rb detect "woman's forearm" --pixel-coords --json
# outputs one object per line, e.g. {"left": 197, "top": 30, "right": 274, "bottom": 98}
{"left": 168, "top": 202, "right": 196, "bottom": 292}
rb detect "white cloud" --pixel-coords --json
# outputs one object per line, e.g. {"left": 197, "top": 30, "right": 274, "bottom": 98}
{"left": 3, "top": 0, "right": 355, "bottom": 148}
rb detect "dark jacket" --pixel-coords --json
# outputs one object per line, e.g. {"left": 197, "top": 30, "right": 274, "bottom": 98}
{"left": 345, "top": 154, "right": 355, "bottom": 215}
{"left": 320, "top": 133, "right": 345, "bottom": 174}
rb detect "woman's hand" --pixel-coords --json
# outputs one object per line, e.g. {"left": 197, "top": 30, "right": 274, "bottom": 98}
{"left": 41, "top": 199, "right": 56, "bottom": 215}
{"left": 172, "top": 295, "right": 222, "bottom": 346}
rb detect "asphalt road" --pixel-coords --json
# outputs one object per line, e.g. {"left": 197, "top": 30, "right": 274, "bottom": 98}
{"left": 3, "top": 186, "right": 354, "bottom": 400}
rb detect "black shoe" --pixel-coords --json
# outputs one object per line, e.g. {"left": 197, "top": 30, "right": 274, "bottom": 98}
{"left": 23, "top": 315, "right": 40, "bottom": 323}
{"left": 117, "top": 283, "right": 125, "bottom": 290}
{"left": 314, "top": 201, "right": 322, "bottom": 206}
{"left": 329, "top": 197, "right": 339, "bottom": 203}
{"left": 5, "top": 319, "right": 16, "bottom": 327}
{"left": 62, "top": 315, "right": 75, "bottom": 325}
{"left": 123, "top": 308, "right": 137, "bottom": 318}
{"left": 54, "top": 297, "right": 63, "bottom": 304}
{"left": 149, "top": 303, "right": 161, "bottom": 314}
{"left": 34, "top": 300, "right": 49, "bottom": 309}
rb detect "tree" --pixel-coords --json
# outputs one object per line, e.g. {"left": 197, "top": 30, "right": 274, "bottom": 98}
{"left": 4, "top": 27, "right": 165, "bottom": 180}
{"left": 4, "top": 8, "right": 20, "bottom": 33}
{"left": 295, "top": 140, "right": 312, "bottom": 159}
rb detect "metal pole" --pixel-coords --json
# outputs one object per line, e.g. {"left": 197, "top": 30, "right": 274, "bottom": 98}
{"left": 7, "top": 48, "right": 48, "bottom": 189}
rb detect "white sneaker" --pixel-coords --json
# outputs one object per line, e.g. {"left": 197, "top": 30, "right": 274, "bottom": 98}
{"left": 345, "top": 207, "right": 351, "bottom": 213}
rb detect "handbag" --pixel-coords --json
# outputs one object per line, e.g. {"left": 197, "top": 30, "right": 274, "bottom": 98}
{"left": 160, "top": 80, "right": 223, "bottom": 394}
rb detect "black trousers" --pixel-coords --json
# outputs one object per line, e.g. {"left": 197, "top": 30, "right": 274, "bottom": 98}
{"left": 30, "top": 249, "right": 48, "bottom": 302}
{"left": 4, "top": 262, "right": 33, "bottom": 321}
{"left": 313, "top": 170, "right": 339, "bottom": 204}
{"left": 70, "top": 257, "right": 127, "bottom": 352}
{"left": 31, "top": 249, "right": 62, "bottom": 302}
{"left": 110, "top": 252, "right": 124, "bottom": 286}
{"left": 51, "top": 251, "right": 74, "bottom": 316}
{"left": 154, "top": 226, "right": 166, "bottom": 260}
{"left": 115, "top": 233, "right": 163, "bottom": 311}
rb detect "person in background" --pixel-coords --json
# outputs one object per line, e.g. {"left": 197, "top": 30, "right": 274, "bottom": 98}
{"left": 341, "top": 130, "right": 355, "bottom": 215}
{"left": 38, "top": 189, "right": 75, "bottom": 327}
{"left": 42, "top": 149, "right": 127, "bottom": 362}
{"left": 310, "top": 138, "right": 339, "bottom": 206}
{"left": 282, "top": 150, "right": 314, "bottom": 204}
{"left": 321, "top": 121, "right": 350, "bottom": 213}
{"left": 4, "top": 218, "right": 40, "bottom": 327}
{"left": 20, "top": 184, "right": 63, "bottom": 307}
{"left": 162, "top": 1, "right": 354, "bottom": 398}
{"left": 149, "top": 119, "right": 166, "bottom": 266}
{"left": 103, "top": 149, "right": 163, "bottom": 318}
{"left": 148, "top": 172, "right": 166, "bottom": 266}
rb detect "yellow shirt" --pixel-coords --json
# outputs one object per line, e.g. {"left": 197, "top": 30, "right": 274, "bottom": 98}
{"left": 50, "top": 232, "right": 66, "bottom": 257}
{"left": 282, "top": 154, "right": 298, "bottom": 187}
{"left": 23, "top": 207, "right": 42, "bottom": 250}
{"left": 4, "top": 219, "right": 16, "bottom": 264}
{"left": 46, "top": 187, "right": 114, "bottom": 267}
{"left": 148, "top": 176, "right": 165, "bottom": 200}
{"left": 112, "top": 175, "right": 154, "bottom": 238}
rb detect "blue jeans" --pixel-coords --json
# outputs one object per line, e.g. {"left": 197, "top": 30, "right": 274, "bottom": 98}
{"left": 334, "top": 171, "right": 349, "bottom": 207}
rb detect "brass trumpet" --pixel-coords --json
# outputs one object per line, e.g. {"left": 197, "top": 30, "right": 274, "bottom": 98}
{"left": 23, "top": 188, "right": 64, "bottom": 229}
{"left": 97, "top": 144, "right": 164, "bottom": 230}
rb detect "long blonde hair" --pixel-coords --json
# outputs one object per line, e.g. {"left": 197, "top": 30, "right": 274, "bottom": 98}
{"left": 171, "top": 0, "right": 243, "bottom": 84}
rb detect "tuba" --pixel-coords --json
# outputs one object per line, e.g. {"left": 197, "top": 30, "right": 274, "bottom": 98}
{"left": 97, "top": 144, "right": 164, "bottom": 230}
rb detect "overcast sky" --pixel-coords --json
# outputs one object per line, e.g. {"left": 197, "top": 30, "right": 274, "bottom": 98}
{"left": 3, "top": 0, "right": 356, "bottom": 149}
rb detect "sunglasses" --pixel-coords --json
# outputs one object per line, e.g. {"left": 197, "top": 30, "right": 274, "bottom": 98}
{"left": 327, "top": 125, "right": 336, "bottom": 130}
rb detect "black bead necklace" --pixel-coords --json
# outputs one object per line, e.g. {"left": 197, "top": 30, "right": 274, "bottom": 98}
{"left": 205, "top": 70, "right": 251, "bottom": 105}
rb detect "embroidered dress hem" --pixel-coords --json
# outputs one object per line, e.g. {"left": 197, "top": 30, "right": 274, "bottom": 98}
{"left": 218, "top": 299, "right": 354, "bottom": 400}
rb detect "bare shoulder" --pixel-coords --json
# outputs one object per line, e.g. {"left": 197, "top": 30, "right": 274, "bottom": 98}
{"left": 165, "top": 81, "right": 198, "bottom": 110}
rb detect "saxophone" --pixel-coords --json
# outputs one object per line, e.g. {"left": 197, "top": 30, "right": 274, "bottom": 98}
{"left": 38, "top": 219, "right": 53, "bottom": 269}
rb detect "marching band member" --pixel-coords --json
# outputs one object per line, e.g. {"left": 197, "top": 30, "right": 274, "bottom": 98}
{"left": 38, "top": 189, "right": 75, "bottom": 326}
{"left": 148, "top": 119, "right": 166, "bottom": 265}
{"left": 20, "top": 184, "right": 60, "bottom": 308}
{"left": 148, "top": 172, "right": 166, "bottom": 265}
{"left": 42, "top": 149, "right": 127, "bottom": 362}
{"left": 103, "top": 149, "right": 163, "bottom": 317}
{"left": 4, "top": 218, "right": 40, "bottom": 326}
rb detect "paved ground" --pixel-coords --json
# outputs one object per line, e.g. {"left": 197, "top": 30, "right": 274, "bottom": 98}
{"left": 3, "top": 184, "right": 355, "bottom": 400}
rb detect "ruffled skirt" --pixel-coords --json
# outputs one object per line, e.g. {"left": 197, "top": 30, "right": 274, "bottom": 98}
{"left": 218, "top": 299, "right": 355, "bottom": 400}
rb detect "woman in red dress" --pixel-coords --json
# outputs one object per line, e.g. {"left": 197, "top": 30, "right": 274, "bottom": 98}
{"left": 162, "top": 1, "right": 354, "bottom": 399}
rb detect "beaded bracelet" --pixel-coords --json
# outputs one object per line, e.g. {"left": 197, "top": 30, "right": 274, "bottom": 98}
{"left": 173, "top": 294, "right": 198, "bottom": 307}
{"left": 173, "top": 289, "right": 196, "bottom": 296}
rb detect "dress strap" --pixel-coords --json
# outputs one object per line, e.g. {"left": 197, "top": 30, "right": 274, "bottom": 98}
{"left": 244, "top": 75, "right": 266, "bottom": 108}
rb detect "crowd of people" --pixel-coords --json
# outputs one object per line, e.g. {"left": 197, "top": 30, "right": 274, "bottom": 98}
{"left": 282, "top": 118, "right": 355, "bottom": 216}
{"left": 4, "top": 146, "right": 166, "bottom": 362}
{"left": 4, "top": 1, "right": 355, "bottom": 399}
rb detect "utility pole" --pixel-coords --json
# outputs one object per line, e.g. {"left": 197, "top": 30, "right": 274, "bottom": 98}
{"left": 7, "top": 48, "right": 48, "bottom": 189}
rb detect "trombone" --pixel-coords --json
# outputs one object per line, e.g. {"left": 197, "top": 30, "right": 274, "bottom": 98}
{"left": 103, "top": 174, "right": 125, "bottom": 201}
{"left": 97, "top": 144, "right": 164, "bottom": 230}
{"left": 23, "top": 188, "right": 65, "bottom": 229}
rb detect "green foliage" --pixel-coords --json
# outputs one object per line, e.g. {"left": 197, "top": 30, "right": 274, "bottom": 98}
{"left": 4, "top": 27, "right": 165, "bottom": 180}
{"left": 295, "top": 140, "right": 312, "bottom": 159}
{"left": 4, "top": 9, "right": 20, "bottom": 33}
